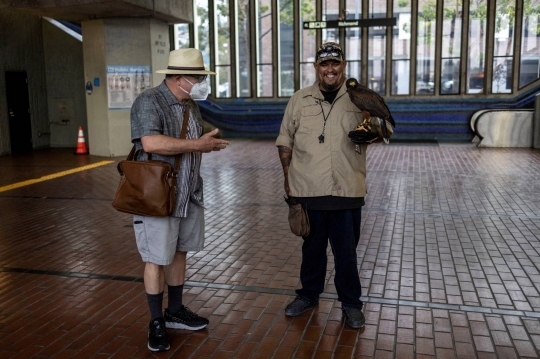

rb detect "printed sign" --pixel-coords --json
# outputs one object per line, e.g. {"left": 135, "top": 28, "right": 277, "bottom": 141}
{"left": 303, "top": 18, "right": 396, "bottom": 29}
{"left": 106, "top": 66, "right": 151, "bottom": 109}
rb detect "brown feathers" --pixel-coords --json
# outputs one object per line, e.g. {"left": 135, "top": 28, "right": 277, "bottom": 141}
{"left": 345, "top": 78, "right": 396, "bottom": 128}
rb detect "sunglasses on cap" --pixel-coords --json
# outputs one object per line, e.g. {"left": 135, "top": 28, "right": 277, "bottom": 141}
{"left": 317, "top": 46, "right": 342, "bottom": 59}
{"left": 318, "top": 49, "right": 342, "bottom": 58}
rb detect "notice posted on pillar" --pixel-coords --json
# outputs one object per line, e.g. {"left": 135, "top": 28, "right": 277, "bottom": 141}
{"left": 106, "top": 66, "right": 151, "bottom": 109}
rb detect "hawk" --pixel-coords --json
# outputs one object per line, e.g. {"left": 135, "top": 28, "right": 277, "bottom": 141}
{"left": 346, "top": 78, "right": 396, "bottom": 128}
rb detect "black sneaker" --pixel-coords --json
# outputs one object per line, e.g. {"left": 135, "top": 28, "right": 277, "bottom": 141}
{"left": 342, "top": 306, "right": 365, "bottom": 329}
{"left": 164, "top": 306, "right": 209, "bottom": 330}
{"left": 148, "top": 317, "right": 170, "bottom": 352}
{"left": 285, "top": 296, "right": 318, "bottom": 317}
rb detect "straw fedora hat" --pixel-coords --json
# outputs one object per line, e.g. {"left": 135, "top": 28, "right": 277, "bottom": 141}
{"left": 156, "top": 48, "right": 216, "bottom": 75}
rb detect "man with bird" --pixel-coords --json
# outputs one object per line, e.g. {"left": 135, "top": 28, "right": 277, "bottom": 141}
{"left": 275, "top": 42, "right": 394, "bottom": 329}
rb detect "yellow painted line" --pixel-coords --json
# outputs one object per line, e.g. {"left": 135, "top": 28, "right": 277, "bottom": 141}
{"left": 0, "top": 160, "right": 115, "bottom": 193}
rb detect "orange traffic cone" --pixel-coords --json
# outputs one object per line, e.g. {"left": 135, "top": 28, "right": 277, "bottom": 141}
{"left": 75, "top": 126, "right": 89, "bottom": 155}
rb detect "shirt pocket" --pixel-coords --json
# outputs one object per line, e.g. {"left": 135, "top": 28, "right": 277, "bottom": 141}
{"left": 298, "top": 105, "right": 323, "bottom": 134}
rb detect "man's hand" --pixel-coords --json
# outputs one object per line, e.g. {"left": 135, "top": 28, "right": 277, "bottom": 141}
{"left": 198, "top": 128, "right": 229, "bottom": 153}
{"left": 348, "top": 129, "right": 379, "bottom": 144}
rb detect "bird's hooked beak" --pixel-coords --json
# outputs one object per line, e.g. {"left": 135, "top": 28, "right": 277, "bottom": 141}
{"left": 346, "top": 79, "right": 357, "bottom": 89}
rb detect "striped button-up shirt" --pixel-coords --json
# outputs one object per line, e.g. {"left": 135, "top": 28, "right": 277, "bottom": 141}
{"left": 130, "top": 81, "right": 204, "bottom": 218}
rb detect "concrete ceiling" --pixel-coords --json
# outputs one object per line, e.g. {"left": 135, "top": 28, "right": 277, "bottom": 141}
{"left": 0, "top": 0, "right": 192, "bottom": 24}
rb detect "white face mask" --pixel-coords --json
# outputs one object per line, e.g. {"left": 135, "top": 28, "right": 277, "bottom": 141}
{"left": 180, "top": 76, "right": 209, "bottom": 101}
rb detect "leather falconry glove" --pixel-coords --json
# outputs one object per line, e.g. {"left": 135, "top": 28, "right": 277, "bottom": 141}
{"left": 348, "top": 129, "right": 379, "bottom": 144}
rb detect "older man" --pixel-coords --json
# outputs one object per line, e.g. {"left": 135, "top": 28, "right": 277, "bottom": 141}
{"left": 131, "top": 48, "right": 229, "bottom": 351}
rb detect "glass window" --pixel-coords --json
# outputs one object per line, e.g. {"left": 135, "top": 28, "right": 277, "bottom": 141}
{"left": 236, "top": 0, "right": 251, "bottom": 97}
{"left": 467, "top": 0, "right": 487, "bottom": 94}
{"left": 368, "top": 35, "right": 386, "bottom": 94}
{"left": 278, "top": 0, "right": 294, "bottom": 97}
{"left": 368, "top": 0, "right": 387, "bottom": 94}
{"left": 257, "top": 64, "right": 273, "bottom": 96}
{"left": 416, "top": 0, "right": 436, "bottom": 95}
{"left": 322, "top": 0, "right": 340, "bottom": 42}
{"left": 440, "top": 0, "right": 462, "bottom": 94}
{"left": 346, "top": 0, "right": 362, "bottom": 82}
{"left": 346, "top": 0, "right": 362, "bottom": 24}
{"left": 195, "top": 0, "right": 212, "bottom": 94}
{"left": 441, "top": 59, "right": 460, "bottom": 94}
{"left": 392, "top": 60, "right": 410, "bottom": 94}
{"left": 216, "top": 66, "right": 231, "bottom": 97}
{"left": 492, "top": 0, "right": 515, "bottom": 93}
{"left": 215, "top": 0, "right": 231, "bottom": 98}
{"left": 174, "top": 24, "right": 190, "bottom": 49}
{"left": 519, "top": 0, "right": 540, "bottom": 88}
{"left": 256, "top": 0, "right": 273, "bottom": 97}
{"left": 346, "top": 61, "right": 361, "bottom": 83}
{"left": 300, "top": 0, "right": 317, "bottom": 88}
{"left": 370, "top": 0, "right": 387, "bottom": 18}
{"left": 392, "top": 0, "right": 411, "bottom": 95}
{"left": 191, "top": 0, "right": 540, "bottom": 100}
{"left": 493, "top": 57, "right": 513, "bottom": 92}
{"left": 301, "top": 63, "right": 316, "bottom": 88}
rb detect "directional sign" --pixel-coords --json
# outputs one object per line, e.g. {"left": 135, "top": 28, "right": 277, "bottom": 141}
{"left": 303, "top": 18, "right": 397, "bottom": 29}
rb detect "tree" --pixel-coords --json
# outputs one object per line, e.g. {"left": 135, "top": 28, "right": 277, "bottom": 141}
{"left": 493, "top": 0, "right": 515, "bottom": 57}
{"left": 443, "top": 0, "right": 463, "bottom": 58}
{"left": 468, "top": 0, "right": 487, "bottom": 76}
{"left": 522, "top": 0, "right": 540, "bottom": 53}
{"left": 418, "top": 0, "right": 437, "bottom": 83}
{"left": 197, "top": 4, "right": 209, "bottom": 54}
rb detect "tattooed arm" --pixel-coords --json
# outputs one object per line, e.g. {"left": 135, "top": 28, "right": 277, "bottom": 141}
{"left": 278, "top": 146, "right": 292, "bottom": 197}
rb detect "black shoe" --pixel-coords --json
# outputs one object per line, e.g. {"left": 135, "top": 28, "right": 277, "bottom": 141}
{"left": 148, "top": 317, "right": 170, "bottom": 352}
{"left": 342, "top": 306, "right": 365, "bottom": 329}
{"left": 285, "top": 297, "right": 318, "bottom": 317}
{"left": 164, "top": 306, "right": 209, "bottom": 330}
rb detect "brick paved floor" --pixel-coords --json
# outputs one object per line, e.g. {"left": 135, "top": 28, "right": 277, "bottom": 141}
{"left": 1, "top": 139, "right": 540, "bottom": 358}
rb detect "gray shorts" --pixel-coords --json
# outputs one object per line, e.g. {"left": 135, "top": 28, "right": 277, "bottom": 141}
{"left": 133, "top": 203, "right": 205, "bottom": 265}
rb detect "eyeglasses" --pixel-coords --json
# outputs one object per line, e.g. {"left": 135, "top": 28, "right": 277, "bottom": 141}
{"left": 187, "top": 74, "right": 208, "bottom": 82}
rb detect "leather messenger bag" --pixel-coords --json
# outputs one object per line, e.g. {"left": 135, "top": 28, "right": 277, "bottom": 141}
{"left": 111, "top": 105, "right": 190, "bottom": 217}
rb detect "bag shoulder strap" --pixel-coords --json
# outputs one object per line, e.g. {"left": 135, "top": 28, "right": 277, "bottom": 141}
{"left": 126, "top": 144, "right": 137, "bottom": 161}
{"left": 172, "top": 101, "right": 191, "bottom": 174}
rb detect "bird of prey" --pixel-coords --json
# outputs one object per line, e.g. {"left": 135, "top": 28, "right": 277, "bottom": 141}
{"left": 345, "top": 78, "right": 396, "bottom": 128}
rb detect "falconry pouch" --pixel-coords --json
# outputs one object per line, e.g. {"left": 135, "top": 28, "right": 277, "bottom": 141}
{"left": 284, "top": 196, "right": 310, "bottom": 237}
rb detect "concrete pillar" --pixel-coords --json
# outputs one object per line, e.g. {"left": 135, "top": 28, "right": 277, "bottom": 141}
{"left": 535, "top": 93, "right": 540, "bottom": 149}
{"left": 81, "top": 18, "right": 169, "bottom": 157}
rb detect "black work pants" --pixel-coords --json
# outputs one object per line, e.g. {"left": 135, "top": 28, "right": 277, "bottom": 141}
{"left": 296, "top": 208, "right": 363, "bottom": 308}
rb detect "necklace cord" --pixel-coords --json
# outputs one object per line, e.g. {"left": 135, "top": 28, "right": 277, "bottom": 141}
{"left": 318, "top": 100, "right": 336, "bottom": 143}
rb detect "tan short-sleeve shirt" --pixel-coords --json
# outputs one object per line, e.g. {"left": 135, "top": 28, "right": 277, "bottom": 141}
{"left": 276, "top": 80, "right": 369, "bottom": 198}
